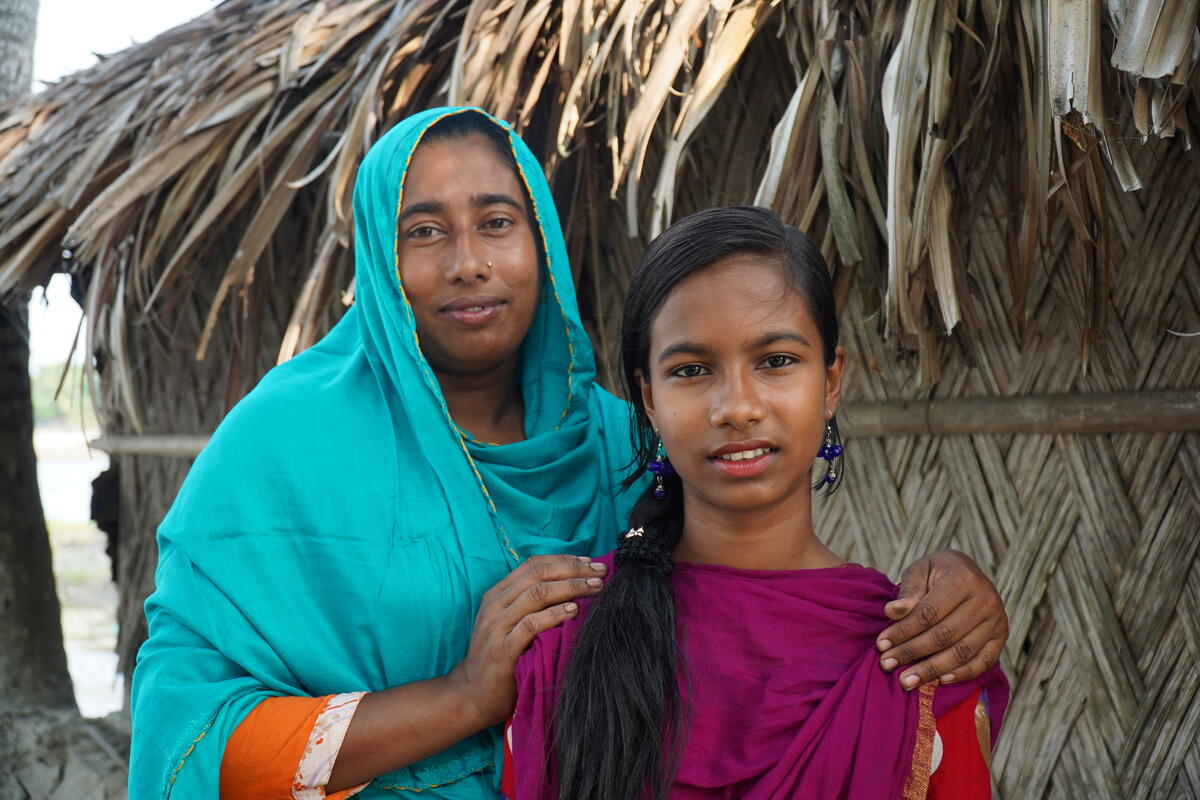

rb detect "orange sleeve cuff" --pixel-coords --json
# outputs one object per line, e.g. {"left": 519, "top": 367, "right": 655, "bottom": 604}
{"left": 221, "top": 694, "right": 333, "bottom": 800}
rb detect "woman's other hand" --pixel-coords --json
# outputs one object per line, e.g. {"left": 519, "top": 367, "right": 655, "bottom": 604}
{"left": 875, "top": 549, "right": 1008, "bottom": 690}
{"left": 448, "top": 554, "right": 607, "bottom": 727}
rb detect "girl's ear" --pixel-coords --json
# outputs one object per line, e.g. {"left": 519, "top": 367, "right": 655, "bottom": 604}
{"left": 824, "top": 346, "right": 846, "bottom": 417}
{"left": 636, "top": 368, "right": 659, "bottom": 431}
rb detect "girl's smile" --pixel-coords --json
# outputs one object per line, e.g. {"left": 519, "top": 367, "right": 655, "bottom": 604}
{"left": 708, "top": 440, "right": 779, "bottom": 478}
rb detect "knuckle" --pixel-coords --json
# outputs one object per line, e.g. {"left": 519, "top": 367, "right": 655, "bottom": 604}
{"left": 953, "top": 641, "right": 975, "bottom": 664}
{"left": 918, "top": 603, "right": 941, "bottom": 627}
{"left": 895, "top": 645, "right": 917, "bottom": 664}
{"left": 890, "top": 619, "right": 914, "bottom": 642}
{"left": 519, "top": 615, "right": 541, "bottom": 637}
{"left": 931, "top": 624, "right": 957, "bottom": 648}
{"left": 527, "top": 558, "right": 552, "bottom": 580}
{"left": 528, "top": 581, "right": 550, "bottom": 603}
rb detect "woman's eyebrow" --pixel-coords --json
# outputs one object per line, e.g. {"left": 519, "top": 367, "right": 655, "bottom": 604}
{"left": 399, "top": 194, "right": 523, "bottom": 224}
{"left": 398, "top": 200, "right": 443, "bottom": 224}
{"left": 473, "top": 192, "right": 524, "bottom": 211}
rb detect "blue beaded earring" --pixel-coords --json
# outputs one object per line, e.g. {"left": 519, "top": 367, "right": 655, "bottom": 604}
{"left": 647, "top": 434, "right": 675, "bottom": 500}
{"left": 818, "top": 421, "right": 843, "bottom": 484}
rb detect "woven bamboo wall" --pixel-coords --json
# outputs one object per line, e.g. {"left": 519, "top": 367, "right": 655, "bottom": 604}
{"left": 101, "top": 142, "right": 1199, "bottom": 798}
{"left": 813, "top": 143, "right": 1200, "bottom": 799}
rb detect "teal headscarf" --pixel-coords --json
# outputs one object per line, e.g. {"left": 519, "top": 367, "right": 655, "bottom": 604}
{"left": 130, "top": 107, "right": 643, "bottom": 799}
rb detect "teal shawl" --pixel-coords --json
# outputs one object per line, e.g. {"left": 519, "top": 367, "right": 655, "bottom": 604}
{"left": 129, "top": 107, "right": 643, "bottom": 799}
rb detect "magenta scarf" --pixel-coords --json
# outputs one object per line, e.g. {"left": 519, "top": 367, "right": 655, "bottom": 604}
{"left": 511, "top": 555, "right": 1008, "bottom": 799}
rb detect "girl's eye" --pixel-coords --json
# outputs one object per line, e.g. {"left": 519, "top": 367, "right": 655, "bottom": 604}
{"left": 670, "top": 364, "right": 710, "bottom": 379}
{"left": 761, "top": 354, "right": 796, "bottom": 369}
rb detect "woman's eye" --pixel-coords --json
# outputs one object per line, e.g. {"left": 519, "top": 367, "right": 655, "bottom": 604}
{"left": 761, "top": 354, "right": 795, "bottom": 369}
{"left": 671, "top": 364, "right": 709, "bottom": 378}
{"left": 483, "top": 217, "right": 513, "bottom": 230}
{"left": 409, "top": 225, "right": 439, "bottom": 239}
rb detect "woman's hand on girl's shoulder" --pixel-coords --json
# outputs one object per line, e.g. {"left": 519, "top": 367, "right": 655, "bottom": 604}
{"left": 873, "top": 549, "right": 1008, "bottom": 690}
{"left": 446, "top": 554, "right": 607, "bottom": 728}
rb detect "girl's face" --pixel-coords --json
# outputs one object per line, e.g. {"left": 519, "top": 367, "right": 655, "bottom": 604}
{"left": 397, "top": 133, "right": 541, "bottom": 378}
{"left": 639, "top": 255, "right": 845, "bottom": 516}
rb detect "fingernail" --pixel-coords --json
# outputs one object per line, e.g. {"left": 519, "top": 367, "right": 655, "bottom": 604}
{"left": 877, "top": 639, "right": 892, "bottom": 651}
{"left": 940, "top": 673, "right": 955, "bottom": 683}
{"left": 590, "top": 562, "right": 607, "bottom": 572}
{"left": 576, "top": 556, "right": 592, "bottom": 561}
{"left": 902, "top": 674, "right": 919, "bottom": 690}
{"left": 586, "top": 577, "right": 604, "bottom": 587}
{"left": 564, "top": 602, "right": 578, "bottom": 613}
{"left": 881, "top": 658, "right": 898, "bottom": 671}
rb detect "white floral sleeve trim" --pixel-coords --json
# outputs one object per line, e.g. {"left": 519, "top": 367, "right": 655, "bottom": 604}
{"left": 292, "top": 691, "right": 368, "bottom": 799}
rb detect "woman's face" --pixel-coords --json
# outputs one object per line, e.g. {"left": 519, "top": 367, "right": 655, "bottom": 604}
{"left": 639, "top": 255, "right": 844, "bottom": 515}
{"left": 397, "top": 133, "right": 540, "bottom": 378}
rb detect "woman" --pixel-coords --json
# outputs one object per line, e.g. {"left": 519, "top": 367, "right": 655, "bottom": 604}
{"left": 505, "top": 207, "right": 1008, "bottom": 799}
{"left": 129, "top": 108, "right": 1007, "bottom": 799}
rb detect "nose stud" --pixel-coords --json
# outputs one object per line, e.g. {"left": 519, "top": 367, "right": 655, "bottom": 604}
{"left": 486, "top": 261, "right": 493, "bottom": 268}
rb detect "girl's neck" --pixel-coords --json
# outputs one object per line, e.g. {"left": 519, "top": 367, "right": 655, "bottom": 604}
{"left": 672, "top": 489, "right": 843, "bottom": 571}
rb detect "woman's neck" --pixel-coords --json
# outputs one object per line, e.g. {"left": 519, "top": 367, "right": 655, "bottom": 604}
{"left": 436, "top": 360, "right": 526, "bottom": 445}
{"left": 673, "top": 489, "right": 842, "bottom": 571}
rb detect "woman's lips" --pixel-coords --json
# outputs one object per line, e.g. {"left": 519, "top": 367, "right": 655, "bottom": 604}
{"left": 441, "top": 298, "right": 506, "bottom": 326}
{"left": 709, "top": 449, "right": 776, "bottom": 478}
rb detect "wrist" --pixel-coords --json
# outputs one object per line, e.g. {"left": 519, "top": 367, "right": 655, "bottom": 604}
{"left": 441, "top": 664, "right": 496, "bottom": 732}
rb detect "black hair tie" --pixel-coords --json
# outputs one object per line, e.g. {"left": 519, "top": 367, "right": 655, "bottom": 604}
{"left": 614, "top": 527, "right": 673, "bottom": 575}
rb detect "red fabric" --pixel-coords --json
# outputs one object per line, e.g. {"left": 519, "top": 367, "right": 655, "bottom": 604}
{"left": 928, "top": 689, "right": 991, "bottom": 800}
{"left": 501, "top": 718, "right": 517, "bottom": 799}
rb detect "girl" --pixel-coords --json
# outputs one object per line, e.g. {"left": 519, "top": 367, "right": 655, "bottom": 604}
{"left": 505, "top": 207, "right": 1008, "bottom": 799}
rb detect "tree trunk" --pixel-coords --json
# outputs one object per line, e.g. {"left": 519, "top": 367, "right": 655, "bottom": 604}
{"left": 0, "top": 298, "right": 74, "bottom": 710}
{"left": 0, "top": 0, "right": 37, "bottom": 104}
{"left": 0, "top": 0, "right": 75, "bottom": 712}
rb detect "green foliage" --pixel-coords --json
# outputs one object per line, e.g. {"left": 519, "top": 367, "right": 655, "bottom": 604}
{"left": 30, "top": 363, "right": 96, "bottom": 427}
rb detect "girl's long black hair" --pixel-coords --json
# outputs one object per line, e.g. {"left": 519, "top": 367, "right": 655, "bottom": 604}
{"left": 552, "top": 207, "right": 842, "bottom": 800}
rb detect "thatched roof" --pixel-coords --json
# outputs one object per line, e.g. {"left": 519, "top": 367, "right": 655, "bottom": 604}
{"left": 1, "top": 0, "right": 1196, "bottom": 414}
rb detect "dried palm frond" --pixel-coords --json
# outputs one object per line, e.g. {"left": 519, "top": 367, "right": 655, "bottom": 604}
{"left": 0, "top": 0, "right": 1195, "bottom": 431}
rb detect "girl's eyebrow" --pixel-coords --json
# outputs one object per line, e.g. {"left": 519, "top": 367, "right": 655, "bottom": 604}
{"left": 656, "top": 340, "right": 708, "bottom": 364}
{"left": 656, "top": 330, "right": 811, "bottom": 364}
{"left": 750, "top": 330, "right": 812, "bottom": 349}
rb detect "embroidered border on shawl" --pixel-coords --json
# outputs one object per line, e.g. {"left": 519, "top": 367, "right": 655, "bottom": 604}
{"left": 292, "top": 691, "right": 368, "bottom": 799}
{"left": 901, "top": 681, "right": 939, "bottom": 800}
{"left": 166, "top": 719, "right": 214, "bottom": 794}
{"left": 378, "top": 760, "right": 494, "bottom": 791}
{"left": 975, "top": 695, "right": 992, "bottom": 769}
{"left": 389, "top": 108, "right": 521, "bottom": 564}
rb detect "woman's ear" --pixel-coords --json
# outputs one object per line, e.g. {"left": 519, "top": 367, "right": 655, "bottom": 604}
{"left": 636, "top": 368, "right": 659, "bottom": 431}
{"left": 825, "top": 346, "right": 846, "bottom": 417}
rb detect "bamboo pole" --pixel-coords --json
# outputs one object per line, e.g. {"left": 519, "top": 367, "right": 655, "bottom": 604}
{"left": 839, "top": 390, "right": 1200, "bottom": 438}
{"left": 89, "top": 390, "right": 1200, "bottom": 458}
{"left": 89, "top": 435, "right": 210, "bottom": 458}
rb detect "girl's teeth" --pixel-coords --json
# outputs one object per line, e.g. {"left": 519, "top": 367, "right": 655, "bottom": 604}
{"left": 720, "top": 448, "right": 768, "bottom": 461}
